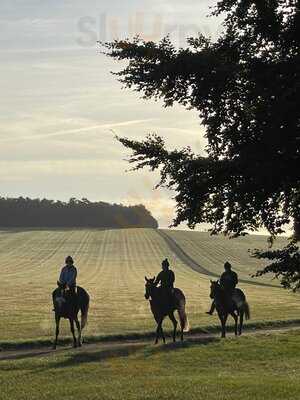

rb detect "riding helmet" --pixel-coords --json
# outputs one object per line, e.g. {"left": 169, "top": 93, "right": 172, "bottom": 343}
{"left": 65, "top": 255, "right": 74, "bottom": 264}
{"left": 224, "top": 261, "right": 232, "bottom": 270}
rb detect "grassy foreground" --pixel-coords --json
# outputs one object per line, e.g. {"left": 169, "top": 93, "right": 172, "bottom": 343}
{"left": 1, "top": 330, "right": 300, "bottom": 400}
{"left": 0, "top": 228, "right": 299, "bottom": 342}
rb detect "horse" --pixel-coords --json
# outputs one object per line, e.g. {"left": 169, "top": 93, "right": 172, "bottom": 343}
{"left": 52, "top": 282, "right": 90, "bottom": 349}
{"left": 144, "top": 277, "right": 189, "bottom": 344}
{"left": 209, "top": 280, "right": 250, "bottom": 338}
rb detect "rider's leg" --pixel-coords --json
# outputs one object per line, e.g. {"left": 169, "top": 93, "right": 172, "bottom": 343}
{"left": 206, "top": 300, "right": 216, "bottom": 315}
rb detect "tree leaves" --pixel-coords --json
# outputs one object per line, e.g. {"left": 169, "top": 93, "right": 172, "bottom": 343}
{"left": 103, "top": 0, "right": 300, "bottom": 288}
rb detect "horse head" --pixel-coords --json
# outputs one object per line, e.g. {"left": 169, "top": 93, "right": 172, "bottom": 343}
{"left": 209, "top": 280, "right": 220, "bottom": 299}
{"left": 53, "top": 281, "right": 67, "bottom": 313}
{"left": 144, "top": 276, "right": 155, "bottom": 299}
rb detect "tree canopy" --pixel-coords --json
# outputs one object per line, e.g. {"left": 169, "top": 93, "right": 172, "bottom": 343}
{"left": 103, "top": 1, "right": 300, "bottom": 288}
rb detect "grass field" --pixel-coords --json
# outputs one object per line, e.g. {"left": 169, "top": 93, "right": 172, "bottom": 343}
{"left": 1, "top": 330, "right": 300, "bottom": 400}
{"left": 0, "top": 228, "right": 299, "bottom": 343}
{"left": 165, "top": 229, "right": 288, "bottom": 280}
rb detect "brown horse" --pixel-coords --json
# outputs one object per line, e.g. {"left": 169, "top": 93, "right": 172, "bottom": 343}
{"left": 209, "top": 280, "right": 250, "bottom": 338}
{"left": 144, "top": 277, "right": 189, "bottom": 344}
{"left": 52, "top": 282, "right": 90, "bottom": 349}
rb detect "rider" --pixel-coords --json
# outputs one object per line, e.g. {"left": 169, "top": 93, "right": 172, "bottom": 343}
{"left": 59, "top": 255, "right": 77, "bottom": 293}
{"left": 206, "top": 261, "right": 238, "bottom": 315}
{"left": 154, "top": 258, "right": 175, "bottom": 307}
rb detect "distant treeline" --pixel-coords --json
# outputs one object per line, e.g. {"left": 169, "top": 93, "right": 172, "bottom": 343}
{"left": 0, "top": 197, "right": 158, "bottom": 229}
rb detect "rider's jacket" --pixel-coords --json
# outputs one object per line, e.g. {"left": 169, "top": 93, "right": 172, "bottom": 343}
{"left": 220, "top": 270, "right": 238, "bottom": 293}
{"left": 59, "top": 265, "right": 77, "bottom": 287}
{"left": 154, "top": 269, "right": 175, "bottom": 290}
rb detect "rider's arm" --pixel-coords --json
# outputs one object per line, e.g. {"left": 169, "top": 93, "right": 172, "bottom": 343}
{"left": 170, "top": 270, "right": 175, "bottom": 285}
{"left": 154, "top": 272, "right": 162, "bottom": 286}
{"left": 219, "top": 272, "right": 225, "bottom": 286}
{"left": 59, "top": 267, "right": 66, "bottom": 284}
{"left": 234, "top": 272, "right": 238, "bottom": 285}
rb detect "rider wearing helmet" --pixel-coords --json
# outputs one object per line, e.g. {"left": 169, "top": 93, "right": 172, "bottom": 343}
{"left": 220, "top": 261, "right": 238, "bottom": 294}
{"left": 206, "top": 261, "right": 238, "bottom": 315}
{"left": 59, "top": 256, "right": 77, "bottom": 290}
{"left": 154, "top": 258, "right": 175, "bottom": 290}
{"left": 154, "top": 258, "right": 175, "bottom": 307}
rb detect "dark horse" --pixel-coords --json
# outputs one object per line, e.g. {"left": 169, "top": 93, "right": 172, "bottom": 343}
{"left": 52, "top": 282, "right": 90, "bottom": 349}
{"left": 145, "top": 277, "right": 189, "bottom": 344}
{"left": 209, "top": 280, "right": 250, "bottom": 338}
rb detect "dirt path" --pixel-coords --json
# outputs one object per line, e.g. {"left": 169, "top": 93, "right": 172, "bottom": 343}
{"left": 1, "top": 324, "right": 300, "bottom": 362}
{"left": 157, "top": 230, "right": 278, "bottom": 288}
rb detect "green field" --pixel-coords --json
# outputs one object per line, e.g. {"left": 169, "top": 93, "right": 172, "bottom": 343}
{"left": 0, "top": 228, "right": 298, "bottom": 343}
{"left": 1, "top": 330, "right": 300, "bottom": 400}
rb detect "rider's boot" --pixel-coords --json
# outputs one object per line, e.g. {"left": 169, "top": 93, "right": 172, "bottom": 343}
{"left": 206, "top": 301, "right": 215, "bottom": 315}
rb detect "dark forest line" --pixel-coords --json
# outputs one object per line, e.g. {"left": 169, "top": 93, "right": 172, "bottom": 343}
{"left": 0, "top": 197, "right": 158, "bottom": 229}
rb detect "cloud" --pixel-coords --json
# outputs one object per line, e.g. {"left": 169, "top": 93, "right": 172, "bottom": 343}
{"left": 0, "top": 0, "right": 218, "bottom": 227}
{"left": 0, "top": 119, "right": 155, "bottom": 142}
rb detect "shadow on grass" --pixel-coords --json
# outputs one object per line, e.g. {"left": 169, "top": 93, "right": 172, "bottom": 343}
{"left": 45, "top": 343, "right": 144, "bottom": 369}
{"left": 142, "top": 336, "right": 220, "bottom": 358}
{"left": 49, "top": 335, "right": 220, "bottom": 370}
{"left": 2, "top": 318, "right": 300, "bottom": 356}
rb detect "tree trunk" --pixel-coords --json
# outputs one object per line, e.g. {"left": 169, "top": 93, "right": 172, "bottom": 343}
{"left": 293, "top": 215, "right": 300, "bottom": 242}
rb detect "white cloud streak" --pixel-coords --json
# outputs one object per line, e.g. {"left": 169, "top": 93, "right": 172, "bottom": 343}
{"left": 0, "top": 119, "right": 155, "bottom": 142}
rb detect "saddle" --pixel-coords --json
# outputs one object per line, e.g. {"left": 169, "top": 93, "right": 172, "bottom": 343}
{"left": 221, "top": 288, "right": 243, "bottom": 313}
{"left": 231, "top": 288, "right": 244, "bottom": 309}
{"left": 158, "top": 287, "right": 182, "bottom": 311}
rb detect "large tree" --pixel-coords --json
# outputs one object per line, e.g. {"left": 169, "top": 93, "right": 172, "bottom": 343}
{"left": 102, "top": 0, "right": 300, "bottom": 288}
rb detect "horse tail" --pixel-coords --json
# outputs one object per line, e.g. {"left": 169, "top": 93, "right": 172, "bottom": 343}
{"left": 179, "top": 307, "right": 190, "bottom": 332}
{"left": 244, "top": 301, "right": 250, "bottom": 320}
{"left": 77, "top": 287, "right": 90, "bottom": 330}
{"left": 174, "top": 288, "right": 190, "bottom": 332}
{"left": 177, "top": 299, "right": 190, "bottom": 332}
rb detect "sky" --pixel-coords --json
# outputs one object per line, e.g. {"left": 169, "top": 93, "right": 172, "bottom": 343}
{"left": 0, "top": 0, "right": 222, "bottom": 228}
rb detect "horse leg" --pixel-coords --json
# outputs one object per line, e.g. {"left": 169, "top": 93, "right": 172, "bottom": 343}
{"left": 219, "top": 312, "right": 227, "bottom": 338}
{"left": 69, "top": 319, "right": 77, "bottom": 348}
{"left": 230, "top": 312, "right": 238, "bottom": 336}
{"left": 53, "top": 315, "right": 60, "bottom": 349}
{"left": 75, "top": 318, "right": 82, "bottom": 347}
{"left": 155, "top": 320, "right": 162, "bottom": 344}
{"left": 223, "top": 314, "right": 228, "bottom": 338}
{"left": 156, "top": 317, "right": 166, "bottom": 344}
{"left": 239, "top": 311, "right": 244, "bottom": 335}
{"left": 161, "top": 322, "right": 166, "bottom": 344}
{"left": 168, "top": 312, "right": 178, "bottom": 342}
